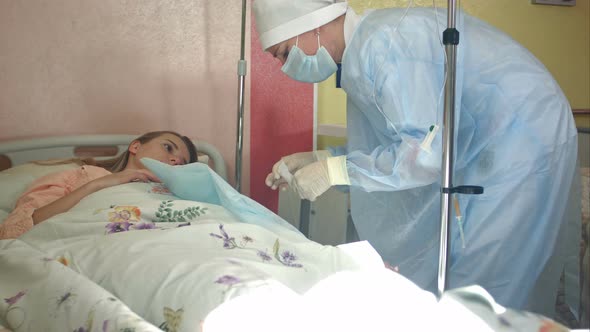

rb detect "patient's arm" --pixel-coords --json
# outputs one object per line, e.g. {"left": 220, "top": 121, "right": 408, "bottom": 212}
{"left": 0, "top": 166, "right": 159, "bottom": 239}
{"left": 32, "top": 168, "right": 160, "bottom": 224}
{"left": 1, "top": 166, "right": 105, "bottom": 239}
{"left": 31, "top": 179, "right": 104, "bottom": 224}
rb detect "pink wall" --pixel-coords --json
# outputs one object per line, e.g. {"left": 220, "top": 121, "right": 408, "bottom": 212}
{"left": 0, "top": 0, "right": 313, "bottom": 210}
{"left": 250, "top": 7, "right": 314, "bottom": 212}
{"left": 0, "top": 0, "right": 249, "bottom": 191}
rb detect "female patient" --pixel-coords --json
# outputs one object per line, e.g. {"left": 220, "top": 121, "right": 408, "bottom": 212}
{"left": 0, "top": 131, "right": 198, "bottom": 239}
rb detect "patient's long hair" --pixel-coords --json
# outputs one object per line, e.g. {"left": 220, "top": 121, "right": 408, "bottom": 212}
{"left": 35, "top": 131, "right": 198, "bottom": 173}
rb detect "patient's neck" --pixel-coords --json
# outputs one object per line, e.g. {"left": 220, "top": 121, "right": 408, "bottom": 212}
{"left": 125, "top": 156, "right": 142, "bottom": 170}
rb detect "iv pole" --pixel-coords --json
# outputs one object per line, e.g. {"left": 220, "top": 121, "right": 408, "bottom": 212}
{"left": 437, "top": 0, "right": 459, "bottom": 297}
{"left": 235, "top": 0, "right": 247, "bottom": 192}
{"left": 437, "top": 0, "right": 483, "bottom": 296}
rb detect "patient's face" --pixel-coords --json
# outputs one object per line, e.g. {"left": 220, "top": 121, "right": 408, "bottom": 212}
{"left": 130, "top": 133, "right": 190, "bottom": 168}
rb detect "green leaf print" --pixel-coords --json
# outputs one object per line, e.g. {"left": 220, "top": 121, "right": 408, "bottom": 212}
{"left": 155, "top": 200, "right": 208, "bottom": 223}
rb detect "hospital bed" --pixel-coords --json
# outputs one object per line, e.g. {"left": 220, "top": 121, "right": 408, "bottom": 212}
{"left": 0, "top": 135, "right": 582, "bottom": 332}
{"left": 0, "top": 135, "right": 227, "bottom": 179}
{"left": 0, "top": 135, "right": 227, "bottom": 224}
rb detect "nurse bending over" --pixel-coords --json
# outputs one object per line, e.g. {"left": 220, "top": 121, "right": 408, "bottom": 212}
{"left": 254, "top": 0, "right": 580, "bottom": 316}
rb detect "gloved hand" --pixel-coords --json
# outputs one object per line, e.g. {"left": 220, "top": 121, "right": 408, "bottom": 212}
{"left": 265, "top": 150, "right": 332, "bottom": 190}
{"left": 292, "top": 156, "right": 350, "bottom": 201}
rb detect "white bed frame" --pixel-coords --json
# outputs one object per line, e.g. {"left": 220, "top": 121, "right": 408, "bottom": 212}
{"left": 0, "top": 135, "right": 227, "bottom": 180}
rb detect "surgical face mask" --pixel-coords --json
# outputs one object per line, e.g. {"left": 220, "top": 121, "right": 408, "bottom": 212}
{"left": 281, "top": 35, "right": 338, "bottom": 83}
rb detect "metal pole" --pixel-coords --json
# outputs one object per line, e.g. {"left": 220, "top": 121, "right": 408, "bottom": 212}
{"left": 235, "top": 0, "right": 247, "bottom": 192}
{"left": 437, "top": 0, "right": 458, "bottom": 297}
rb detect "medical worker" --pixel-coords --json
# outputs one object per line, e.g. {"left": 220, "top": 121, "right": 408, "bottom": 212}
{"left": 253, "top": 0, "right": 581, "bottom": 316}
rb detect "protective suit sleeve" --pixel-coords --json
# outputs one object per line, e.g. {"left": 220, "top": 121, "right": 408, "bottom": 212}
{"left": 341, "top": 11, "right": 451, "bottom": 192}
{"left": 345, "top": 115, "right": 443, "bottom": 192}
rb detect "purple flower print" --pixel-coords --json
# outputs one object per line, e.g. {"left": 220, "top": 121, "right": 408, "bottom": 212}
{"left": 102, "top": 320, "right": 109, "bottom": 332}
{"left": 4, "top": 290, "right": 25, "bottom": 306}
{"left": 209, "top": 224, "right": 237, "bottom": 249}
{"left": 257, "top": 250, "right": 272, "bottom": 262}
{"left": 281, "top": 251, "right": 297, "bottom": 263}
{"left": 272, "top": 239, "right": 303, "bottom": 268}
{"left": 215, "top": 275, "right": 241, "bottom": 286}
{"left": 280, "top": 251, "right": 303, "bottom": 268}
{"left": 132, "top": 222, "right": 156, "bottom": 230}
{"left": 105, "top": 221, "right": 131, "bottom": 234}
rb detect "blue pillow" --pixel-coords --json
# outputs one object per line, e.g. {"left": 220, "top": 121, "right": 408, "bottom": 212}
{"left": 141, "top": 158, "right": 303, "bottom": 237}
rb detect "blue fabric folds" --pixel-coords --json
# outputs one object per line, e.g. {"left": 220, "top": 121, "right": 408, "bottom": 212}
{"left": 142, "top": 158, "right": 304, "bottom": 239}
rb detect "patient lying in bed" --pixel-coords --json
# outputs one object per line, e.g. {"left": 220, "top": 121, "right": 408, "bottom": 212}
{"left": 0, "top": 136, "right": 574, "bottom": 331}
{"left": 0, "top": 131, "right": 197, "bottom": 239}
{"left": 0, "top": 150, "right": 388, "bottom": 331}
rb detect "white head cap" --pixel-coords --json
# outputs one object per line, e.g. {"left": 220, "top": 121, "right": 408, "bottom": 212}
{"left": 253, "top": 0, "right": 348, "bottom": 50}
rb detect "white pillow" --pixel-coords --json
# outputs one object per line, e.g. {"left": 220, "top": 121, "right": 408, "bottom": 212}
{"left": 198, "top": 154, "right": 210, "bottom": 166}
{"left": 0, "top": 163, "right": 78, "bottom": 216}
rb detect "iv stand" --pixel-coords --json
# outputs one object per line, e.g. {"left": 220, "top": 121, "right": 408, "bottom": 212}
{"left": 437, "top": 0, "right": 459, "bottom": 297}
{"left": 235, "top": 0, "right": 247, "bottom": 192}
{"left": 437, "top": 0, "right": 483, "bottom": 296}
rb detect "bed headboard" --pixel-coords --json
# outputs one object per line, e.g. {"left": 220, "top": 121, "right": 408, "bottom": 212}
{"left": 0, "top": 135, "right": 227, "bottom": 180}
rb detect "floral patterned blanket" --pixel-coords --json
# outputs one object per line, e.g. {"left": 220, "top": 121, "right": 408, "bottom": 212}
{"left": 0, "top": 161, "right": 575, "bottom": 332}
{"left": 0, "top": 182, "right": 383, "bottom": 332}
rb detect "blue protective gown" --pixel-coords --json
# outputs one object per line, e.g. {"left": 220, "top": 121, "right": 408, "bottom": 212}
{"left": 338, "top": 7, "right": 580, "bottom": 314}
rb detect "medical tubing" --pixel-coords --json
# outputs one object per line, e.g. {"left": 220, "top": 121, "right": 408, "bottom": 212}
{"left": 454, "top": 197, "right": 466, "bottom": 248}
{"left": 371, "top": 0, "right": 413, "bottom": 131}
{"left": 433, "top": 0, "right": 449, "bottom": 126}
{"left": 371, "top": 1, "right": 448, "bottom": 143}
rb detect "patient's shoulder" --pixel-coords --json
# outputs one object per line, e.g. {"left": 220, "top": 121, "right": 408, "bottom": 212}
{"left": 26, "top": 165, "right": 111, "bottom": 191}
